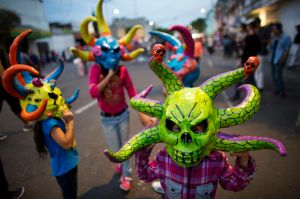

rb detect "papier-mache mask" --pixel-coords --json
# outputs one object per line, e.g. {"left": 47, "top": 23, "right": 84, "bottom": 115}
{"left": 104, "top": 44, "right": 287, "bottom": 168}
{"left": 2, "top": 29, "right": 79, "bottom": 121}
{"left": 70, "top": 0, "right": 144, "bottom": 70}
{"left": 150, "top": 25, "right": 199, "bottom": 87}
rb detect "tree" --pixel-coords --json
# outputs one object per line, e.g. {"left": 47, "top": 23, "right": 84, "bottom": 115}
{"left": 0, "top": 8, "right": 21, "bottom": 50}
{"left": 190, "top": 18, "right": 206, "bottom": 33}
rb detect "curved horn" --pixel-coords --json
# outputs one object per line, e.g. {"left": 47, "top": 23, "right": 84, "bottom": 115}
{"left": 119, "top": 25, "right": 143, "bottom": 45}
{"left": 96, "top": 0, "right": 111, "bottom": 36}
{"left": 169, "top": 25, "right": 194, "bottom": 58}
{"left": 9, "top": 29, "right": 32, "bottom": 66}
{"left": 43, "top": 59, "right": 64, "bottom": 83}
{"left": 80, "top": 16, "right": 97, "bottom": 46}
{"left": 200, "top": 56, "right": 260, "bottom": 99}
{"left": 215, "top": 132, "right": 287, "bottom": 156}
{"left": 66, "top": 88, "right": 80, "bottom": 105}
{"left": 104, "top": 126, "right": 163, "bottom": 163}
{"left": 121, "top": 48, "right": 144, "bottom": 61}
{"left": 149, "top": 44, "right": 184, "bottom": 94}
{"left": 149, "top": 31, "right": 183, "bottom": 53}
{"left": 130, "top": 85, "right": 163, "bottom": 118}
{"left": 70, "top": 47, "right": 95, "bottom": 61}
{"left": 21, "top": 100, "right": 48, "bottom": 121}
{"left": 2, "top": 64, "right": 39, "bottom": 99}
{"left": 217, "top": 85, "right": 260, "bottom": 128}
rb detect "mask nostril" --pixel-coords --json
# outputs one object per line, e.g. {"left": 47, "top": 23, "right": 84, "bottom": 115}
{"left": 181, "top": 132, "right": 192, "bottom": 144}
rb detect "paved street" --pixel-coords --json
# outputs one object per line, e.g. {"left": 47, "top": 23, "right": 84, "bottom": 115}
{"left": 0, "top": 50, "right": 300, "bottom": 199}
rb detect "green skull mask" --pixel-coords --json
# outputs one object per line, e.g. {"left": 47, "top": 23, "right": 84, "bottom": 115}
{"left": 104, "top": 44, "right": 287, "bottom": 167}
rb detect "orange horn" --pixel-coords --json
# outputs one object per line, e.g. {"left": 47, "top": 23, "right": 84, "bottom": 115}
{"left": 21, "top": 99, "right": 48, "bottom": 121}
{"left": 2, "top": 64, "right": 39, "bottom": 99}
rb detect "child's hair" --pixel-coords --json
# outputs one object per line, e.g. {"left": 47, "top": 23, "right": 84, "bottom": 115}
{"left": 33, "top": 121, "right": 48, "bottom": 159}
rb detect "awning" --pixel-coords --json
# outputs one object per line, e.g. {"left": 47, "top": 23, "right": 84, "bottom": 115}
{"left": 11, "top": 25, "right": 52, "bottom": 40}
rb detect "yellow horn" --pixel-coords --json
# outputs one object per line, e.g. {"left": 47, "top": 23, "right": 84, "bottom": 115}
{"left": 96, "top": 0, "right": 111, "bottom": 36}
{"left": 80, "top": 16, "right": 97, "bottom": 46}
{"left": 121, "top": 48, "right": 144, "bottom": 61}
{"left": 70, "top": 47, "right": 94, "bottom": 61}
{"left": 119, "top": 25, "right": 143, "bottom": 46}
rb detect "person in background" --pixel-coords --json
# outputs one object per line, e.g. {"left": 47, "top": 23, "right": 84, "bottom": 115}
{"left": 194, "top": 37, "right": 203, "bottom": 64}
{"left": 0, "top": 158, "right": 25, "bottom": 199}
{"left": 287, "top": 24, "right": 300, "bottom": 69}
{"left": 269, "top": 22, "right": 292, "bottom": 97}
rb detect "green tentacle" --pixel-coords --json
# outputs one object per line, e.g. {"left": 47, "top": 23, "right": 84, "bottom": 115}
{"left": 214, "top": 133, "right": 287, "bottom": 156}
{"left": 104, "top": 126, "right": 163, "bottom": 163}
{"left": 200, "top": 67, "right": 245, "bottom": 99}
{"left": 217, "top": 84, "right": 260, "bottom": 128}
{"left": 149, "top": 57, "right": 184, "bottom": 94}
{"left": 130, "top": 85, "right": 163, "bottom": 118}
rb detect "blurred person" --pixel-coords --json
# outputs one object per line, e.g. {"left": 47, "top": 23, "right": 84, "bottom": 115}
{"left": 0, "top": 50, "right": 32, "bottom": 133}
{"left": 206, "top": 35, "right": 215, "bottom": 54}
{"left": 269, "top": 23, "right": 292, "bottom": 97}
{"left": 194, "top": 37, "right": 203, "bottom": 64}
{"left": 232, "top": 19, "right": 261, "bottom": 100}
{"left": 0, "top": 158, "right": 25, "bottom": 199}
{"left": 255, "top": 17, "right": 271, "bottom": 91}
{"left": 287, "top": 24, "right": 300, "bottom": 69}
{"left": 223, "top": 34, "right": 232, "bottom": 57}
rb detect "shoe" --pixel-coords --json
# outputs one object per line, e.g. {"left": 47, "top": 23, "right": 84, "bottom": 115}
{"left": 152, "top": 181, "right": 165, "bottom": 194}
{"left": 120, "top": 176, "right": 132, "bottom": 191}
{"left": 114, "top": 163, "right": 122, "bottom": 175}
{"left": 0, "top": 133, "right": 8, "bottom": 141}
{"left": 9, "top": 186, "right": 25, "bottom": 199}
{"left": 22, "top": 124, "right": 33, "bottom": 132}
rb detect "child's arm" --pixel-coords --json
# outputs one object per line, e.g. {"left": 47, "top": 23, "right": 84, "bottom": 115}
{"left": 218, "top": 152, "right": 256, "bottom": 192}
{"left": 135, "top": 145, "right": 159, "bottom": 183}
{"left": 50, "top": 109, "right": 75, "bottom": 150}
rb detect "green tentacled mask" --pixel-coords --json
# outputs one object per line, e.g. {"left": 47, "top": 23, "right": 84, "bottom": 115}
{"left": 104, "top": 44, "right": 287, "bottom": 168}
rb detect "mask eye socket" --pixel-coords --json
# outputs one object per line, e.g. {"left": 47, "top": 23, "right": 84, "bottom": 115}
{"left": 34, "top": 98, "right": 41, "bottom": 103}
{"left": 166, "top": 119, "right": 180, "bottom": 132}
{"left": 28, "top": 97, "right": 32, "bottom": 101}
{"left": 113, "top": 47, "right": 120, "bottom": 53}
{"left": 191, "top": 119, "right": 208, "bottom": 134}
{"left": 101, "top": 46, "right": 109, "bottom": 52}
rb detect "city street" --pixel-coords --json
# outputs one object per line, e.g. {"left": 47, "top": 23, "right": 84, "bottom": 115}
{"left": 1, "top": 50, "right": 300, "bottom": 199}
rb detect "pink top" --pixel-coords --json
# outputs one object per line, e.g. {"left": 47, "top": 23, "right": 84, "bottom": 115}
{"left": 88, "top": 64, "right": 137, "bottom": 113}
{"left": 135, "top": 147, "right": 256, "bottom": 199}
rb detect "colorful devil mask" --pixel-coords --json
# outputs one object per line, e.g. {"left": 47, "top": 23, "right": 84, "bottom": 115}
{"left": 71, "top": 0, "right": 144, "bottom": 69}
{"left": 2, "top": 30, "right": 79, "bottom": 121}
{"left": 104, "top": 44, "right": 287, "bottom": 168}
{"left": 150, "top": 25, "right": 199, "bottom": 87}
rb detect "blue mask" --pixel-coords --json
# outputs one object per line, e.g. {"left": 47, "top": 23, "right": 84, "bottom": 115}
{"left": 93, "top": 36, "right": 121, "bottom": 70}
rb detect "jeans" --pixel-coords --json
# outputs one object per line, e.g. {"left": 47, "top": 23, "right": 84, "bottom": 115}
{"left": 56, "top": 166, "right": 78, "bottom": 199}
{"left": 271, "top": 63, "right": 285, "bottom": 93}
{"left": 100, "top": 109, "right": 131, "bottom": 177}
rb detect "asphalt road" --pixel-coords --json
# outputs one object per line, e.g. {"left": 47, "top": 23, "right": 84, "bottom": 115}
{"left": 1, "top": 50, "right": 299, "bottom": 199}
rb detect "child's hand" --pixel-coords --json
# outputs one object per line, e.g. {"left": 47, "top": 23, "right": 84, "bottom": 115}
{"left": 230, "top": 152, "right": 250, "bottom": 169}
{"left": 63, "top": 108, "right": 74, "bottom": 124}
{"left": 139, "top": 113, "right": 158, "bottom": 128}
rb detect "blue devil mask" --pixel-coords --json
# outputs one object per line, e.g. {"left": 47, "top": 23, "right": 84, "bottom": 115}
{"left": 93, "top": 36, "right": 121, "bottom": 70}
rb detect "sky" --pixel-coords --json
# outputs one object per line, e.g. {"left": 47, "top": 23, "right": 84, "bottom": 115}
{"left": 43, "top": 0, "right": 215, "bottom": 30}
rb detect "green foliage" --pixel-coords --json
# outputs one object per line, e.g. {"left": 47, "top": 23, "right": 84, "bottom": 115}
{"left": 0, "top": 8, "right": 20, "bottom": 47}
{"left": 190, "top": 18, "right": 206, "bottom": 33}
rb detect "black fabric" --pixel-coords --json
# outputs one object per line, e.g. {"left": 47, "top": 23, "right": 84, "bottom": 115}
{"left": 56, "top": 166, "right": 78, "bottom": 199}
{"left": 0, "top": 158, "right": 9, "bottom": 199}
{"left": 241, "top": 34, "right": 262, "bottom": 64}
{"left": 294, "top": 33, "right": 300, "bottom": 44}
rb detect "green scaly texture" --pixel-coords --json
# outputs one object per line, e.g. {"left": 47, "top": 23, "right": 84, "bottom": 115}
{"left": 217, "top": 85, "right": 261, "bottom": 128}
{"left": 130, "top": 99, "right": 163, "bottom": 118}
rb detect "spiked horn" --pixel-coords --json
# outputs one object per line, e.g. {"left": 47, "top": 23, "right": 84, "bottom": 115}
{"left": 215, "top": 132, "right": 287, "bottom": 156}
{"left": 96, "top": 0, "right": 111, "bottom": 36}
{"left": 104, "top": 126, "right": 163, "bottom": 163}
{"left": 130, "top": 85, "right": 163, "bottom": 118}
{"left": 169, "top": 25, "right": 194, "bottom": 58}
{"left": 70, "top": 47, "right": 95, "bottom": 61}
{"left": 2, "top": 64, "right": 39, "bottom": 99}
{"left": 149, "top": 31, "right": 183, "bottom": 54}
{"left": 119, "top": 25, "right": 143, "bottom": 45}
{"left": 43, "top": 59, "right": 64, "bottom": 83}
{"left": 121, "top": 48, "right": 145, "bottom": 61}
{"left": 80, "top": 16, "right": 97, "bottom": 46}
{"left": 217, "top": 85, "right": 260, "bottom": 128}
{"left": 66, "top": 88, "right": 80, "bottom": 105}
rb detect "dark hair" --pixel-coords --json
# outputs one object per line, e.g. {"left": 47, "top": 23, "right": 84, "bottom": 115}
{"left": 273, "top": 22, "right": 283, "bottom": 32}
{"left": 34, "top": 121, "right": 48, "bottom": 159}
